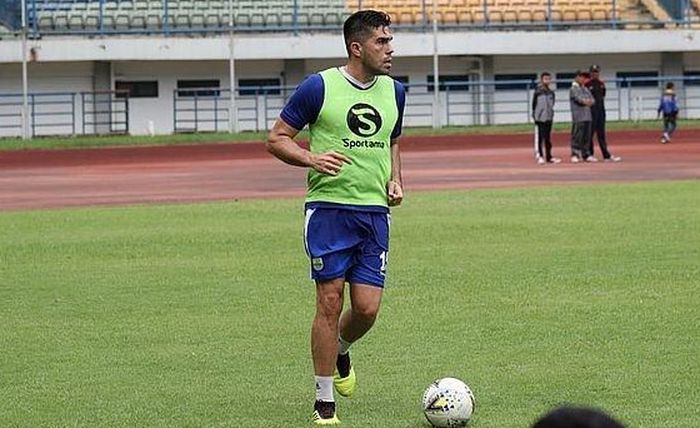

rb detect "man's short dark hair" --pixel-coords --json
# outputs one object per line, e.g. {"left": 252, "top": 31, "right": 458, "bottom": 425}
{"left": 343, "top": 10, "right": 392, "bottom": 55}
{"left": 532, "top": 406, "right": 626, "bottom": 428}
{"left": 541, "top": 72, "right": 552, "bottom": 78}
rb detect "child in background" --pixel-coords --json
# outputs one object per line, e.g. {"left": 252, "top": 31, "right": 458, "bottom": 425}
{"left": 658, "top": 82, "right": 679, "bottom": 144}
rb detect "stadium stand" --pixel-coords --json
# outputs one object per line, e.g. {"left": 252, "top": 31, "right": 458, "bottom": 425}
{"left": 29, "top": 0, "right": 350, "bottom": 32}
{"left": 20, "top": 0, "right": 682, "bottom": 33}
{"left": 358, "top": 0, "right": 656, "bottom": 26}
{"left": 0, "top": 0, "right": 20, "bottom": 32}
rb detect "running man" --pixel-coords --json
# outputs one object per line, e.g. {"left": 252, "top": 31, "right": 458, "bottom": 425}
{"left": 267, "top": 10, "right": 406, "bottom": 425}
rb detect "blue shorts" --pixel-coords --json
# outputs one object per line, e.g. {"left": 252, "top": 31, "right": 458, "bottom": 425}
{"left": 303, "top": 203, "right": 390, "bottom": 288}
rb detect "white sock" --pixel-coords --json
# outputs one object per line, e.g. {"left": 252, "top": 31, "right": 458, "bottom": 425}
{"left": 338, "top": 336, "right": 353, "bottom": 355}
{"left": 315, "top": 376, "right": 334, "bottom": 402}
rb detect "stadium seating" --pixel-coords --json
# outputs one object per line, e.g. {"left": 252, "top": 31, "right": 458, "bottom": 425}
{"left": 30, "top": 0, "right": 350, "bottom": 32}
{"left": 358, "top": 0, "right": 654, "bottom": 26}
{"left": 25, "top": 0, "right": 666, "bottom": 32}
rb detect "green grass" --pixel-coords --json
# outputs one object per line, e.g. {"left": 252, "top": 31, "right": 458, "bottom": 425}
{"left": 2, "top": 119, "right": 698, "bottom": 151}
{"left": 1, "top": 181, "right": 698, "bottom": 427}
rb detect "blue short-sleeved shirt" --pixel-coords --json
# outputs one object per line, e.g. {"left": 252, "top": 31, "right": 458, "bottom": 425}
{"left": 281, "top": 72, "right": 406, "bottom": 139}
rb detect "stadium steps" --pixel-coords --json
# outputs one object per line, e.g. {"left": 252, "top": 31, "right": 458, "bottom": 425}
{"left": 638, "top": 0, "right": 672, "bottom": 22}
{"left": 615, "top": 0, "right": 664, "bottom": 28}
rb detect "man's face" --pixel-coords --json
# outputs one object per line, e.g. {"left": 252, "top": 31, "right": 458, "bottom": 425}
{"left": 542, "top": 75, "right": 552, "bottom": 86}
{"left": 591, "top": 70, "right": 600, "bottom": 80}
{"left": 359, "top": 26, "right": 394, "bottom": 75}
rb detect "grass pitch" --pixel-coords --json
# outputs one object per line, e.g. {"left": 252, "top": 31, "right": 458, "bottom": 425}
{"left": 1, "top": 181, "right": 698, "bottom": 427}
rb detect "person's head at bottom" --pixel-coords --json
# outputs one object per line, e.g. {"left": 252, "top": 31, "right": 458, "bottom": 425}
{"left": 531, "top": 406, "right": 626, "bottom": 428}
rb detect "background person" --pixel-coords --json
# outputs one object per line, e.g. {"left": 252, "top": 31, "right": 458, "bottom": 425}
{"left": 658, "top": 82, "right": 680, "bottom": 144}
{"left": 531, "top": 406, "right": 626, "bottom": 428}
{"left": 569, "top": 70, "right": 595, "bottom": 163}
{"left": 585, "top": 65, "right": 622, "bottom": 162}
{"left": 532, "top": 72, "right": 561, "bottom": 164}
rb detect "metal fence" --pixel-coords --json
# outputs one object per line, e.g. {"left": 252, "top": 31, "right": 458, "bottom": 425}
{"left": 172, "top": 76, "right": 700, "bottom": 133}
{"left": 81, "top": 91, "right": 129, "bottom": 134}
{"left": 2, "top": 77, "right": 698, "bottom": 138}
{"left": 0, "top": 91, "right": 128, "bottom": 137}
{"left": 2, "top": 0, "right": 697, "bottom": 36}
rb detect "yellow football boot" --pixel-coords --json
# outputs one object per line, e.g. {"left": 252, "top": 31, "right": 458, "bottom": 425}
{"left": 333, "top": 366, "right": 356, "bottom": 398}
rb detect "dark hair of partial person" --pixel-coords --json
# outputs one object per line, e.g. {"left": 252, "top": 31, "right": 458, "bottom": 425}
{"left": 343, "top": 10, "right": 392, "bottom": 55}
{"left": 666, "top": 82, "right": 675, "bottom": 90}
{"left": 531, "top": 406, "right": 626, "bottom": 428}
{"left": 541, "top": 71, "right": 552, "bottom": 78}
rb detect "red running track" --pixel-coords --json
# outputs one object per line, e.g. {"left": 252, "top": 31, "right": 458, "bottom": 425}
{"left": 0, "top": 130, "right": 698, "bottom": 211}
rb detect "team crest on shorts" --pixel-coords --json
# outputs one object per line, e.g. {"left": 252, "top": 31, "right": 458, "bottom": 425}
{"left": 312, "top": 257, "right": 324, "bottom": 271}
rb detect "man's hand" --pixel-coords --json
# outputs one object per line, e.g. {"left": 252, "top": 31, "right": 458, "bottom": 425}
{"left": 387, "top": 180, "right": 403, "bottom": 207}
{"left": 309, "top": 151, "right": 351, "bottom": 176}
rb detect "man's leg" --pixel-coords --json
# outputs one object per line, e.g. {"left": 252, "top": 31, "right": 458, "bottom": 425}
{"left": 668, "top": 118, "right": 677, "bottom": 138}
{"left": 313, "top": 278, "right": 346, "bottom": 377}
{"left": 331, "top": 283, "right": 382, "bottom": 399}
{"left": 588, "top": 112, "right": 598, "bottom": 158}
{"left": 582, "top": 121, "right": 593, "bottom": 159}
{"left": 339, "top": 283, "right": 383, "bottom": 345}
{"left": 543, "top": 120, "right": 553, "bottom": 161}
{"left": 312, "top": 277, "right": 345, "bottom": 424}
{"left": 334, "top": 211, "right": 389, "bottom": 398}
{"left": 596, "top": 113, "right": 611, "bottom": 158}
{"left": 535, "top": 122, "right": 545, "bottom": 160}
{"left": 571, "top": 121, "right": 583, "bottom": 159}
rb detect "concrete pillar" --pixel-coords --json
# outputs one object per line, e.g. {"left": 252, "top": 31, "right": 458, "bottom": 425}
{"left": 282, "top": 59, "right": 306, "bottom": 97}
{"left": 482, "top": 55, "right": 495, "bottom": 125}
{"left": 661, "top": 52, "right": 684, "bottom": 78}
{"left": 92, "top": 61, "right": 113, "bottom": 134}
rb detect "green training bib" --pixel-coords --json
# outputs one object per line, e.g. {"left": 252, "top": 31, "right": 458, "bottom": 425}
{"left": 306, "top": 67, "right": 399, "bottom": 207}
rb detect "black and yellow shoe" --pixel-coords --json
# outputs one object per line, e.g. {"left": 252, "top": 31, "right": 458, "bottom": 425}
{"left": 333, "top": 353, "right": 356, "bottom": 398}
{"left": 312, "top": 400, "right": 340, "bottom": 425}
{"left": 333, "top": 367, "right": 356, "bottom": 398}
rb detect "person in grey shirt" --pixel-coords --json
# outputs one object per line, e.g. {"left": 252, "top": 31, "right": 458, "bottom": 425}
{"left": 569, "top": 69, "right": 596, "bottom": 163}
{"left": 532, "top": 72, "right": 560, "bottom": 164}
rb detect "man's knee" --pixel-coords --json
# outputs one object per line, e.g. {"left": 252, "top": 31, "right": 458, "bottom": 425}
{"left": 317, "top": 289, "right": 343, "bottom": 318}
{"left": 353, "top": 301, "right": 380, "bottom": 323}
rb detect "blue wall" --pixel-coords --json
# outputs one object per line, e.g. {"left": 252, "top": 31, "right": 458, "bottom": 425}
{"left": 0, "top": 0, "right": 20, "bottom": 30}
{"left": 657, "top": 0, "right": 688, "bottom": 20}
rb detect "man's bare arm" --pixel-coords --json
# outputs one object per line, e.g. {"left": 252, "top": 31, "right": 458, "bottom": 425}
{"left": 267, "top": 118, "right": 351, "bottom": 176}
{"left": 387, "top": 138, "right": 403, "bottom": 206}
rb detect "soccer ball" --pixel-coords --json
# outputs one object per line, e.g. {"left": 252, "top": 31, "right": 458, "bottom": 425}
{"left": 421, "top": 377, "right": 475, "bottom": 427}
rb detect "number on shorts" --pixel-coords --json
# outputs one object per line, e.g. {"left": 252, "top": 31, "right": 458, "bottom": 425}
{"left": 379, "top": 251, "right": 388, "bottom": 274}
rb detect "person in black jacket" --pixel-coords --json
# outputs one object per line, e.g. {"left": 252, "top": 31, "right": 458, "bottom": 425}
{"left": 585, "top": 65, "right": 622, "bottom": 162}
